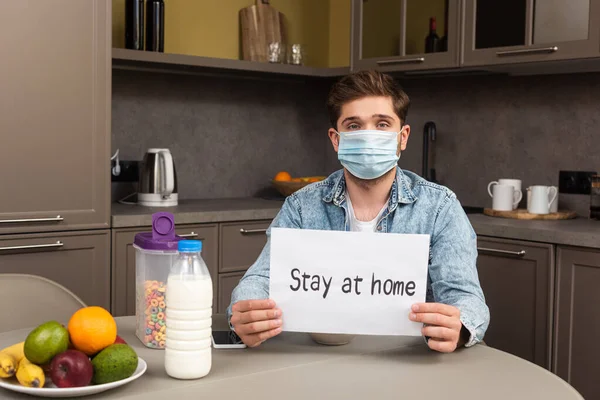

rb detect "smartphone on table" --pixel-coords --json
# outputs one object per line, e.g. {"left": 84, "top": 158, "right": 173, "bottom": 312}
{"left": 211, "top": 330, "right": 247, "bottom": 349}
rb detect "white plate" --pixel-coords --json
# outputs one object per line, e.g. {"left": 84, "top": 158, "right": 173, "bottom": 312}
{"left": 0, "top": 357, "right": 147, "bottom": 398}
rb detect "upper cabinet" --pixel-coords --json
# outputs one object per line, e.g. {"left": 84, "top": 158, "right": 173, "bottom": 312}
{"left": 462, "top": 0, "right": 600, "bottom": 66}
{"left": 351, "top": 0, "right": 461, "bottom": 72}
{"left": 112, "top": 0, "right": 352, "bottom": 76}
{"left": 0, "top": 0, "right": 111, "bottom": 234}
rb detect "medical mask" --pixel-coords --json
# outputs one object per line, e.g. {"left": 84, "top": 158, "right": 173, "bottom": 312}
{"left": 336, "top": 130, "right": 401, "bottom": 180}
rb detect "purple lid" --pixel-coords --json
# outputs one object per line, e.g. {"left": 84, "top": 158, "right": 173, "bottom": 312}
{"left": 133, "top": 212, "right": 182, "bottom": 251}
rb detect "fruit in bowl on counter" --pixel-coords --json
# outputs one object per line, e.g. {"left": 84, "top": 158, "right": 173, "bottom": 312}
{"left": 24, "top": 321, "right": 70, "bottom": 365}
{"left": 49, "top": 349, "right": 93, "bottom": 388}
{"left": 0, "top": 306, "right": 139, "bottom": 390}
{"left": 0, "top": 342, "right": 24, "bottom": 378}
{"left": 0, "top": 341, "right": 46, "bottom": 388}
{"left": 16, "top": 357, "right": 45, "bottom": 388}
{"left": 114, "top": 335, "right": 127, "bottom": 345}
{"left": 68, "top": 306, "right": 117, "bottom": 356}
{"left": 271, "top": 171, "right": 326, "bottom": 197}
{"left": 91, "top": 344, "right": 138, "bottom": 385}
{"left": 273, "top": 171, "right": 292, "bottom": 182}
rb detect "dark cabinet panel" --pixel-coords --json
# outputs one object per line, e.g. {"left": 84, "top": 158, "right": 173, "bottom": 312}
{"left": 0, "top": 0, "right": 110, "bottom": 234}
{"left": 554, "top": 246, "right": 600, "bottom": 400}
{"left": 476, "top": 236, "right": 554, "bottom": 369}
{"left": 220, "top": 221, "right": 270, "bottom": 273}
{"left": 462, "top": 0, "right": 600, "bottom": 66}
{"left": 0, "top": 231, "right": 110, "bottom": 310}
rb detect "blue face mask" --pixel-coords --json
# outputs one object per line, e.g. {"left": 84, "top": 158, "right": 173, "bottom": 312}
{"left": 337, "top": 130, "right": 401, "bottom": 180}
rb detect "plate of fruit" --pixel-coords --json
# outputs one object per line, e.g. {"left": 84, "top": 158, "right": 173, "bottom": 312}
{"left": 0, "top": 306, "right": 146, "bottom": 398}
{"left": 271, "top": 171, "right": 326, "bottom": 197}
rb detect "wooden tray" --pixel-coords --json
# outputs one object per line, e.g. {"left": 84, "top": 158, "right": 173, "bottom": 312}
{"left": 484, "top": 208, "right": 576, "bottom": 220}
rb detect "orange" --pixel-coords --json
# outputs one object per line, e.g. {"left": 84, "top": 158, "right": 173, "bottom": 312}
{"left": 68, "top": 306, "right": 117, "bottom": 356}
{"left": 273, "top": 171, "right": 292, "bottom": 181}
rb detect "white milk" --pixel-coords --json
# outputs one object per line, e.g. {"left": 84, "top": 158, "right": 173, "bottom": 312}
{"left": 165, "top": 254, "right": 213, "bottom": 379}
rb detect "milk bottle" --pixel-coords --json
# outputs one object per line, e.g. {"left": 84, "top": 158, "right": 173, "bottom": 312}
{"left": 165, "top": 240, "right": 213, "bottom": 379}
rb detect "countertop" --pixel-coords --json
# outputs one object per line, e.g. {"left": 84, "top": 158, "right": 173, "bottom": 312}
{"left": 0, "top": 316, "right": 582, "bottom": 400}
{"left": 469, "top": 214, "right": 600, "bottom": 249}
{"left": 111, "top": 198, "right": 284, "bottom": 228}
{"left": 112, "top": 198, "right": 599, "bottom": 249}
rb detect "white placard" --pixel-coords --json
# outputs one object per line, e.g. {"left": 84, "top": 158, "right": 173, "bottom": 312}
{"left": 269, "top": 228, "right": 430, "bottom": 336}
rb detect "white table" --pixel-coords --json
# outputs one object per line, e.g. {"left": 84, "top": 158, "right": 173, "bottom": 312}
{"left": 0, "top": 316, "right": 583, "bottom": 400}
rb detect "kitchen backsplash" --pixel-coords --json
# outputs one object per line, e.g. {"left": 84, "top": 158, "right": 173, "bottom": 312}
{"left": 112, "top": 69, "right": 334, "bottom": 200}
{"left": 402, "top": 72, "right": 600, "bottom": 214}
{"left": 114, "top": 69, "right": 599, "bottom": 214}
{"left": 325, "top": 72, "right": 600, "bottom": 215}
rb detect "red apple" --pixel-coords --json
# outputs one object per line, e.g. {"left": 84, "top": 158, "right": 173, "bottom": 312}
{"left": 114, "top": 335, "right": 127, "bottom": 345}
{"left": 49, "top": 350, "right": 93, "bottom": 388}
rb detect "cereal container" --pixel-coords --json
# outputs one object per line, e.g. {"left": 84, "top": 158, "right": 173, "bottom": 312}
{"left": 133, "top": 212, "right": 182, "bottom": 348}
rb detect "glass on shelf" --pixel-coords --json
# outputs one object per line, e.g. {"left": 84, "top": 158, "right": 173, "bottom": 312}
{"left": 287, "top": 44, "right": 305, "bottom": 65}
{"left": 268, "top": 42, "right": 286, "bottom": 63}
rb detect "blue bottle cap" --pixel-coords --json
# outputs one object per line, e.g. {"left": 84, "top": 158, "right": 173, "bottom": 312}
{"left": 178, "top": 240, "right": 202, "bottom": 252}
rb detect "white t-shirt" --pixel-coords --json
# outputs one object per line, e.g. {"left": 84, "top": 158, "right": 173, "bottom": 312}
{"left": 346, "top": 193, "right": 388, "bottom": 232}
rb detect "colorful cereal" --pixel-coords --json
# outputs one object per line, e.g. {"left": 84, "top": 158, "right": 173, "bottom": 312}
{"left": 137, "top": 280, "right": 168, "bottom": 349}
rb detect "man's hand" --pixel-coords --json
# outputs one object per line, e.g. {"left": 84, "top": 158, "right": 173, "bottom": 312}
{"left": 409, "top": 303, "right": 463, "bottom": 353}
{"left": 230, "top": 299, "right": 283, "bottom": 348}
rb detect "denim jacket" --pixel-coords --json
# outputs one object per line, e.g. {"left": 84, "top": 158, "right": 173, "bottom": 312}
{"left": 228, "top": 168, "right": 490, "bottom": 347}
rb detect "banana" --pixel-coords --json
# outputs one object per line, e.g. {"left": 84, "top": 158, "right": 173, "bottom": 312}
{"left": 16, "top": 357, "right": 45, "bottom": 388}
{"left": 0, "top": 342, "right": 24, "bottom": 378}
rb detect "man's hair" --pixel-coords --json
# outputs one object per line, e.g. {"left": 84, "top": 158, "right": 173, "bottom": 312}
{"left": 326, "top": 70, "right": 410, "bottom": 130}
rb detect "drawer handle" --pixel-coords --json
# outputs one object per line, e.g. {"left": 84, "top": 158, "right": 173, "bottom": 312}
{"left": 179, "top": 232, "right": 199, "bottom": 238}
{"left": 0, "top": 215, "right": 64, "bottom": 224}
{"left": 376, "top": 57, "right": 425, "bottom": 66}
{"left": 240, "top": 228, "right": 268, "bottom": 235}
{"left": 496, "top": 46, "right": 558, "bottom": 57}
{"left": 0, "top": 241, "right": 64, "bottom": 252}
{"left": 478, "top": 247, "right": 526, "bottom": 257}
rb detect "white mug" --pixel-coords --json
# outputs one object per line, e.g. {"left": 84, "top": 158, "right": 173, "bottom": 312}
{"left": 549, "top": 186, "right": 558, "bottom": 213}
{"left": 528, "top": 186, "right": 559, "bottom": 213}
{"left": 488, "top": 180, "right": 522, "bottom": 210}
{"left": 489, "top": 184, "right": 520, "bottom": 211}
{"left": 528, "top": 185, "right": 558, "bottom": 214}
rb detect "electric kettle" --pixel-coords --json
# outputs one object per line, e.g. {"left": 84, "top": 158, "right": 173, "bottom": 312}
{"left": 138, "top": 148, "right": 178, "bottom": 207}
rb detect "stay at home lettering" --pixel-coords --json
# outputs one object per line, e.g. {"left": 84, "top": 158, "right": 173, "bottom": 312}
{"left": 288, "top": 269, "right": 416, "bottom": 299}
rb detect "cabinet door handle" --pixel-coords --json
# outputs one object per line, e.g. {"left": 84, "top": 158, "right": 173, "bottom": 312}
{"left": 240, "top": 228, "right": 268, "bottom": 235}
{"left": 0, "top": 215, "right": 64, "bottom": 224}
{"left": 0, "top": 241, "right": 64, "bottom": 252}
{"left": 377, "top": 57, "right": 425, "bottom": 66}
{"left": 179, "top": 232, "right": 199, "bottom": 238}
{"left": 477, "top": 247, "right": 526, "bottom": 257}
{"left": 496, "top": 46, "right": 558, "bottom": 57}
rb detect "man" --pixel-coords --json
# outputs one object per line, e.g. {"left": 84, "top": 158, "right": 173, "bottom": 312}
{"left": 228, "top": 70, "right": 489, "bottom": 352}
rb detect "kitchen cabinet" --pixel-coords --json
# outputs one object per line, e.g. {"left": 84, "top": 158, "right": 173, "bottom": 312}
{"left": 0, "top": 231, "right": 110, "bottom": 310}
{"left": 111, "top": 224, "right": 219, "bottom": 316}
{"left": 0, "top": 0, "right": 111, "bottom": 235}
{"left": 218, "top": 272, "right": 246, "bottom": 314}
{"left": 476, "top": 237, "right": 554, "bottom": 369}
{"left": 554, "top": 246, "right": 600, "bottom": 400}
{"left": 219, "top": 221, "right": 270, "bottom": 273}
{"left": 351, "top": 0, "right": 461, "bottom": 72}
{"left": 462, "top": 0, "right": 600, "bottom": 67}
